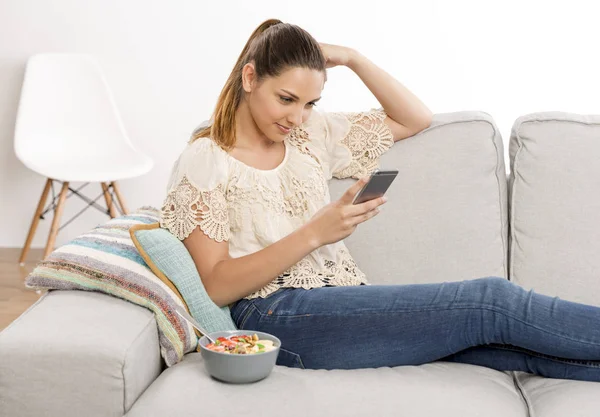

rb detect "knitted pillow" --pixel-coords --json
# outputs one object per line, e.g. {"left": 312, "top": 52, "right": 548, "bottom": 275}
{"left": 129, "top": 222, "right": 237, "bottom": 348}
{"left": 24, "top": 206, "right": 198, "bottom": 367}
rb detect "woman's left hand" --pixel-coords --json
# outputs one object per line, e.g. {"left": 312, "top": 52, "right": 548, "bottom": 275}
{"left": 319, "top": 43, "right": 355, "bottom": 68}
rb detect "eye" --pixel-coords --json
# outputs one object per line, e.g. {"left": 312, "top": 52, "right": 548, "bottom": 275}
{"left": 279, "top": 96, "right": 317, "bottom": 108}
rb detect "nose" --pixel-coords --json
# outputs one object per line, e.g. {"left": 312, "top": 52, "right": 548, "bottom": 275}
{"left": 287, "top": 108, "right": 304, "bottom": 127}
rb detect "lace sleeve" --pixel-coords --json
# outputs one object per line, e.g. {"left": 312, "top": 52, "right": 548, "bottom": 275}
{"left": 159, "top": 139, "right": 231, "bottom": 242}
{"left": 321, "top": 107, "right": 395, "bottom": 180}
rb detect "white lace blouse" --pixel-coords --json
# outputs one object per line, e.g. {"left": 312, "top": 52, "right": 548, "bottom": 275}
{"left": 160, "top": 107, "right": 395, "bottom": 299}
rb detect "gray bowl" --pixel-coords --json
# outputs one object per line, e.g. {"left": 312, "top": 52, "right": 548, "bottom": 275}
{"left": 198, "top": 330, "right": 281, "bottom": 384}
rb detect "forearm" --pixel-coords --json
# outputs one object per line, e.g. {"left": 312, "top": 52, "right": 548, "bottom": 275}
{"left": 205, "top": 224, "right": 321, "bottom": 307}
{"left": 347, "top": 49, "right": 433, "bottom": 130}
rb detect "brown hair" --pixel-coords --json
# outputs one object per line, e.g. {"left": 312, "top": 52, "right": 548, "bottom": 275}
{"left": 189, "top": 18, "right": 327, "bottom": 150}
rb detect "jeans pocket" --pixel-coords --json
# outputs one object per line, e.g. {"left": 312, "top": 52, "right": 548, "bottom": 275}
{"left": 277, "top": 347, "right": 306, "bottom": 369}
{"left": 252, "top": 288, "right": 294, "bottom": 316}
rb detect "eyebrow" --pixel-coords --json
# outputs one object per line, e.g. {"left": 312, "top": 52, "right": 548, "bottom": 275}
{"left": 281, "top": 89, "right": 322, "bottom": 102}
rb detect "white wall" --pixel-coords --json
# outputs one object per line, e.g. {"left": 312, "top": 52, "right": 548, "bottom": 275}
{"left": 1, "top": 0, "right": 599, "bottom": 249}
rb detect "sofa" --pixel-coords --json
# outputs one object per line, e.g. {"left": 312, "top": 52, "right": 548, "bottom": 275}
{"left": 2, "top": 110, "right": 600, "bottom": 417}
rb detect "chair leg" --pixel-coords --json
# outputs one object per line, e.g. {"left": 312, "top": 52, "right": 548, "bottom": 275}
{"left": 19, "top": 178, "right": 52, "bottom": 265}
{"left": 43, "top": 182, "right": 70, "bottom": 261}
{"left": 111, "top": 181, "right": 129, "bottom": 215}
{"left": 101, "top": 182, "right": 117, "bottom": 218}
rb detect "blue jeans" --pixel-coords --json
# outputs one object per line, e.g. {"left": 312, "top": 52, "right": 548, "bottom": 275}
{"left": 230, "top": 277, "right": 600, "bottom": 382}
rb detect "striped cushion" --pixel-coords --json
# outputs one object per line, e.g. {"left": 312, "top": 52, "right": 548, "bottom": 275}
{"left": 24, "top": 206, "right": 198, "bottom": 367}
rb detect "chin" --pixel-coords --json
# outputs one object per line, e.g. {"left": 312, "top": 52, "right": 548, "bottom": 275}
{"left": 255, "top": 126, "right": 281, "bottom": 144}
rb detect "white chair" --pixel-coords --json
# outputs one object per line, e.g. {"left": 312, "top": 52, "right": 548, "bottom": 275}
{"left": 14, "top": 53, "right": 154, "bottom": 264}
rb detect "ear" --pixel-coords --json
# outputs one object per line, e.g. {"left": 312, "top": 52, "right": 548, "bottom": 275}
{"left": 241, "top": 62, "right": 257, "bottom": 93}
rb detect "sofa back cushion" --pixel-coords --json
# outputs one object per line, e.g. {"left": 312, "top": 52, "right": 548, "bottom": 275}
{"left": 508, "top": 112, "right": 600, "bottom": 306}
{"left": 329, "top": 111, "right": 509, "bottom": 285}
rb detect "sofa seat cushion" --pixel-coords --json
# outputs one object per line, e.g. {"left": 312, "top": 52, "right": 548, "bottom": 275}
{"left": 126, "top": 353, "right": 528, "bottom": 417}
{"left": 514, "top": 372, "right": 600, "bottom": 416}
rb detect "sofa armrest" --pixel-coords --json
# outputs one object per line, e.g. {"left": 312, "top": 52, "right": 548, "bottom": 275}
{"left": 0, "top": 290, "right": 163, "bottom": 417}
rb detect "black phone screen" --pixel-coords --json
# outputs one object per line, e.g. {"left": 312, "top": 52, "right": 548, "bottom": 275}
{"left": 352, "top": 170, "right": 398, "bottom": 205}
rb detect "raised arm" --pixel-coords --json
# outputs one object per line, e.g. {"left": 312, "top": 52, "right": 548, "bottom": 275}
{"left": 320, "top": 43, "right": 433, "bottom": 141}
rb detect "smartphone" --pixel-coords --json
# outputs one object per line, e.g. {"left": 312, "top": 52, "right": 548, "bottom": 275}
{"left": 352, "top": 169, "right": 399, "bottom": 205}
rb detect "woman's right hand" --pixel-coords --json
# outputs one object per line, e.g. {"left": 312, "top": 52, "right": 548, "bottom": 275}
{"left": 305, "top": 177, "right": 388, "bottom": 247}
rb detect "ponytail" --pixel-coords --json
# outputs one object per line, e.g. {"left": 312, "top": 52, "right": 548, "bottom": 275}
{"left": 190, "top": 19, "right": 283, "bottom": 150}
{"left": 189, "top": 18, "right": 326, "bottom": 151}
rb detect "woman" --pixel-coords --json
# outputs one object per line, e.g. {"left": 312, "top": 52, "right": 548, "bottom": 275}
{"left": 161, "top": 18, "right": 600, "bottom": 381}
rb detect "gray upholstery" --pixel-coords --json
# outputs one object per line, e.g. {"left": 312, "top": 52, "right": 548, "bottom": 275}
{"left": 2, "top": 110, "right": 599, "bottom": 417}
{"left": 127, "top": 353, "right": 528, "bottom": 417}
{"left": 514, "top": 371, "right": 600, "bottom": 416}
{"left": 0, "top": 290, "right": 162, "bottom": 417}
{"left": 508, "top": 112, "right": 600, "bottom": 307}
{"left": 332, "top": 111, "right": 509, "bottom": 286}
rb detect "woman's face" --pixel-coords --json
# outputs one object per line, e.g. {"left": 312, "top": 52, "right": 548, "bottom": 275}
{"left": 242, "top": 64, "right": 325, "bottom": 142}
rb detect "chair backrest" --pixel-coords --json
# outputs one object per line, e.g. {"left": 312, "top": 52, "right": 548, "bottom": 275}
{"left": 14, "top": 53, "right": 134, "bottom": 163}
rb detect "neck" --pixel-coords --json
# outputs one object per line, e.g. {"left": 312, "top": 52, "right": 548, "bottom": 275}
{"left": 235, "top": 99, "right": 275, "bottom": 151}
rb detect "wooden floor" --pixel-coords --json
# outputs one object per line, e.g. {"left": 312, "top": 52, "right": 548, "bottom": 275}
{"left": 0, "top": 248, "right": 44, "bottom": 331}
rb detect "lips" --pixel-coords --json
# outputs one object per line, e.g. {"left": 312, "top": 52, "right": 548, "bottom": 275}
{"left": 276, "top": 123, "right": 292, "bottom": 134}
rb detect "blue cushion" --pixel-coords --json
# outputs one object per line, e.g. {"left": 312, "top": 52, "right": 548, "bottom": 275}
{"left": 130, "top": 222, "right": 237, "bottom": 337}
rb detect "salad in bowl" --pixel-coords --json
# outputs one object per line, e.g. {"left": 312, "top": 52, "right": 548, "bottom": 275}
{"left": 205, "top": 333, "right": 277, "bottom": 355}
